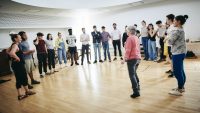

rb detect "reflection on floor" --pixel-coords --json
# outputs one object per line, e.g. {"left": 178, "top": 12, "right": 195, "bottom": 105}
{"left": 0, "top": 58, "right": 200, "bottom": 113}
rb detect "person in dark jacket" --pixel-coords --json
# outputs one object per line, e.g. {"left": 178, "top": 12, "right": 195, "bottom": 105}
{"left": 91, "top": 25, "right": 103, "bottom": 63}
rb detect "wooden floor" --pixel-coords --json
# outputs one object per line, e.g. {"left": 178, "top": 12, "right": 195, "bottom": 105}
{"left": 0, "top": 58, "right": 200, "bottom": 113}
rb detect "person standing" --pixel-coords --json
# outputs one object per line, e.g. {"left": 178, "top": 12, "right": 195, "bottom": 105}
{"left": 165, "top": 14, "right": 175, "bottom": 77}
{"left": 156, "top": 21, "right": 166, "bottom": 63}
{"left": 19, "top": 31, "right": 40, "bottom": 89}
{"left": 80, "top": 28, "right": 91, "bottom": 65}
{"left": 134, "top": 24, "right": 141, "bottom": 38}
{"left": 101, "top": 26, "right": 112, "bottom": 62}
{"left": 45, "top": 33, "right": 58, "bottom": 73}
{"left": 55, "top": 32, "right": 67, "bottom": 68}
{"left": 66, "top": 28, "right": 79, "bottom": 66}
{"left": 122, "top": 25, "right": 128, "bottom": 47}
{"left": 141, "top": 20, "right": 149, "bottom": 60}
{"left": 91, "top": 25, "right": 103, "bottom": 63}
{"left": 7, "top": 34, "right": 36, "bottom": 100}
{"left": 168, "top": 15, "right": 188, "bottom": 96}
{"left": 121, "top": 26, "right": 141, "bottom": 98}
{"left": 33, "top": 32, "right": 48, "bottom": 78}
{"left": 111, "top": 23, "right": 123, "bottom": 61}
{"left": 147, "top": 24, "right": 157, "bottom": 61}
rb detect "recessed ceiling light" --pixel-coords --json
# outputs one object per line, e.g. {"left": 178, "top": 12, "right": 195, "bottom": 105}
{"left": 129, "top": 1, "right": 144, "bottom": 6}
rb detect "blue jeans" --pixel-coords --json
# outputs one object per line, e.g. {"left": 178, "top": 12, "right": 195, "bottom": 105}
{"left": 58, "top": 48, "right": 67, "bottom": 64}
{"left": 172, "top": 54, "right": 186, "bottom": 89}
{"left": 142, "top": 37, "right": 149, "bottom": 59}
{"left": 127, "top": 59, "right": 140, "bottom": 93}
{"left": 102, "top": 41, "right": 111, "bottom": 60}
{"left": 148, "top": 40, "right": 157, "bottom": 60}
{"left": 93, "top": 43, "right": 101, "bottom": 61}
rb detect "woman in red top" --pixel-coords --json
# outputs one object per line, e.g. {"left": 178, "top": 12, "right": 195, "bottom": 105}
{"left": 121, "top": 26, "right": 141, "bottom": 98}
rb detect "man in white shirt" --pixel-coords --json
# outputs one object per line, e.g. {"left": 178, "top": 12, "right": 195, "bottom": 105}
{"left": 80, "top": 28, "right": 91, "bottom": 65}
{"left": 111, "top": 23, "right": 123, "bottom": 61}
{"left": 66, "top": 28, "right": 79, "bottom": 66}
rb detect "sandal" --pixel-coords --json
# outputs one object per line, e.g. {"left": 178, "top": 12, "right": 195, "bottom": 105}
{"left": 18, "top": 95, "right": 28, "bottom": 100}
{"left": 26, "top": 91, "right": 36, "bottom": 96}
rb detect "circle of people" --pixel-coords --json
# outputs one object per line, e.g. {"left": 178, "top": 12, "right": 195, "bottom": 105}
{"left": 6, "top": 13, "right": 188, "bottom": 100}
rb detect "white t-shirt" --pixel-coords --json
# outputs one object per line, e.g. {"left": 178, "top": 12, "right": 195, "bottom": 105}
{"left": 167, "top": 24, "right": 175, "bottom": 46}
{"left": 157, "top": 27, "right": 166, "bottom": 37}
{"left": 111, "top": 29, "right": 121, "bottom": 40}
{"left": 45, "top": 40, "right": 54, "bottom": 49}
{"left": 141, "top": 27, "right": 148, "bottom": 37}
{"left": 80, "top": 33, "right": 90, "bottom": 45}
{"left": 66, "top": 35, "right": 76, "bottom": 47}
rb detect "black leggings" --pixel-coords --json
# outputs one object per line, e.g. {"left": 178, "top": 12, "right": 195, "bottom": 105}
{"left": 159, "top": 38, "right": 165, "bottom": 59}
{"left": 168, "top": 46, "right": 172, "bottom": 59}
{"left": 47, "top": 49, "right": 55, "bottom": 70}
{"left": 12, "top": 62, "right": 28, "bottom": 89}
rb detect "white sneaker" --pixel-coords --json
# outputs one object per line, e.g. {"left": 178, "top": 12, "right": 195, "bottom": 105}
{"left": 172, "top": 88, "right": 185, "bottom": 92}
{"left": 169, "top": 89, "right": 183, "bottom": 96}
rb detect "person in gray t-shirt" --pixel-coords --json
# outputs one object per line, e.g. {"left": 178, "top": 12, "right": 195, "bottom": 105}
{"left": 19, "top": 31, "right": 40, "bottom": 87}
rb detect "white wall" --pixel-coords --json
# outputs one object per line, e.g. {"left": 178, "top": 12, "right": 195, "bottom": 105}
{"left": 85, "top": 0, "right": 200, "bottom": 41}
{"left": 0, "top": 28, "right": 68, "bottom": 49}
{"left": 0, "top": 0, "right": 200, "bottom": 51}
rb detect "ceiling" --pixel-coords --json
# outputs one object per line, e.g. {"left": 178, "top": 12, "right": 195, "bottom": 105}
{"left": 12, "top": 0, "right": 143, "bottom": 9}
{"left": 0, "top": 0, "right": 167, "bottom": 28}
{"left": 0, "top": 0, "right": 166, "bottom": 17}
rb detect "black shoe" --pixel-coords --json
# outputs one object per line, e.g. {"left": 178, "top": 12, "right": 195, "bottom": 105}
{"left": 109, "top": 60, "right": 111, "bottom": 62}
{"left": 75, "top": 62, "right": 79, "bottom": 65}
{"left": 81, "top": 62, "right": 83, "bottom": 65}
{"left": 31, "top": 80, "right": 40, "bottom": 85}
{"left": 143, "top": 58, "right": 148, "bottom": 60}
{"left": 113, "top": 57, "right": 117, "bottom": 61}
{"left": 99, "top": 60, "right": 103, "bottom": 63}
{"left": 71, "top": 62, "right": 74, "bottom": 66}
{"left": 40, "top": 75, "right": 44, "bottom": 78}
{"left": 166, "top": 70, "right": 172, "bottom": 74}
{"left": 130, "top": 93, "right": 140, "bottom": 98}
{"left": 88, "top": 61, "right": 91, "bottom": 64}
{"left": 157, "top": 59, "right": 163, "bottom": 63}
{"left": 45, "top": 72, "right": 51, "bottom": 75}
{"left": 54, "top": 70, "right": 59, "bottom": 72}
{"left": 93, "top": 60, "right": 97, "bottom": 64}
{"left": 120, "top": 57, "right": 123, "bottom": 60}
{"left": 168, "top": 74, "right": 174, "bottom": 78}
{"left": 28, "top": 84, "right": 33, "bottom": 89}
{"left": 104, "top": 59, "right": 107, "bottom": 61}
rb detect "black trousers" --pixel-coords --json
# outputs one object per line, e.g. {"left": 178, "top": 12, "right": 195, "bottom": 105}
{"left": 37, "top": 53, "right": 47, "bottom": 74}
{"left": 47, "top": 49, "right": 55, "bottom": 70}
{"left": 12, "top": 62, "right": 28, "bottom": 89}
{"left": 112, "top": 39, "right": 122, "bottom": 57}
{"left": 168, "top": 46, "right": 172, "bottom": 59}
{"left": 81, "top": 44, "right": 89, "bottom": 63}
{"left": 159, "top": 38, "right": 165, "bottom": 60}
{"left": 69, "top": 47, "right": 77, "bottom": 63}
